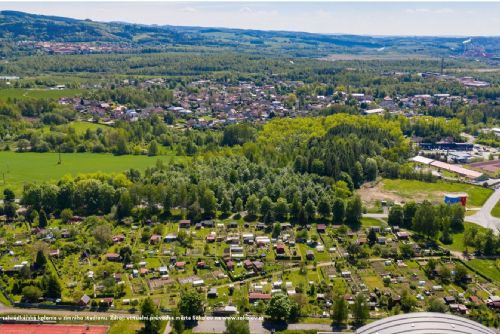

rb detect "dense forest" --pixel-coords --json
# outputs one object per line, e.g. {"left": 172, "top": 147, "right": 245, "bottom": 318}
{"left": 8, "top": 113, "right": 439, "bottom": 227}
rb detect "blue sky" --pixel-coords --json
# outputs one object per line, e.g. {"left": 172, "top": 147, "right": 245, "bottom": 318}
{"left": 2, "top": 2, "right": 499, "bottom": 36}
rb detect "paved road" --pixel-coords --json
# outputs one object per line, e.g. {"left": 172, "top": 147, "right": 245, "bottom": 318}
{"left": 193, "top": 319, "right": 269, "bottom": 334}
{"left": 287, "top": 323, "right": 337, "bottom": 331}
{"left": 466, "top": 187, "right": 500, "bottom": 234}
{"left": 192, "top": 319, "right": 226, "bottom": 333}
{"left": 363, "top": 188, "right": 500, "bottom": 235}
{"left": 193, "top": 319, "right": 341, "bottom": 334}
{"left": 163, "top": 320, "right": 171, "bottom": 334}
{"left": 362, "top": 213, "right": 388, "bottom": 220}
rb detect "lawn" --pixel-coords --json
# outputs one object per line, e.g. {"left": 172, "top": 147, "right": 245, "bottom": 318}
{"left": 491, "top": 200, "right": 500, "bottom": 218}
{"left": 361, "top": 274, "right": 385, "bottom": 290}
{"left": 382, "top": 179, "right": 493, "bottom": 207}
{"left": 438, "top": 222, "right": 488, "bottom": 253}
{"left": 0, "top": 290, "right": 11, "bottom": 306}
{"left": 107, "top": 320, "right": 143, "bottom": 334}
{"left": 0, "top": 151, "right": 186, "bottom": 197}
{"left": 44, "top": 121, "right": 110, "bottom": 135}
{"left": 361, "top": 217, "right": 387, "bottom": 228}
{"left": 466, "top": 259, "right": 500, "bottom": 284}
{"left": 0, "top": 88, "right": 83, "bottom": 101}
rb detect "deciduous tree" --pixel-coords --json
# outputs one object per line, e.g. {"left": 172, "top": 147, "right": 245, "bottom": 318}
{"left": 140, "top": 297, "right": 160, "bottom": 334}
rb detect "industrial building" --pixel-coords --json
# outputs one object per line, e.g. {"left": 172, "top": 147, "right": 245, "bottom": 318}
{"left": 419, "top": 142, "right": 473, "bottom": 151}
{"left": 411, "top": 155, "right": 483, "bottom": 179}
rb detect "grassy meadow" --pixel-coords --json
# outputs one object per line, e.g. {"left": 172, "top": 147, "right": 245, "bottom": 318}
{"left": 382, "top": 179, "right": 493, "bottom": 207}
{"left": 0, "top": 88, "right": 83, "bottom": 101}
{"left": 43, "top": 121, "right": 110, "bottom": 135}
{"left": 466, "top": 259, "right": 500, "bottom": 284}
{"left": 438, "top": 222, "right": 488, "bottom": 253}
{"left": 491, "top": 199, "right": 500, "bottom": 218}
{"left": 0, "top": 151, "right": 185, "bottom": 197}
{"left": 107, "top": 320, "right": 144, "bottom": 334}
{"left": 361, "top": 217, "right": 387, "bottom": 228}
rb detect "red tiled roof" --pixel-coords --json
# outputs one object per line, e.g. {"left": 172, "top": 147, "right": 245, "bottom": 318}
{"left": 469, "top": 296, "right": 482, "bottom": 305}
{"left": 249, "top": 292, "right": 271, "bottom": 300}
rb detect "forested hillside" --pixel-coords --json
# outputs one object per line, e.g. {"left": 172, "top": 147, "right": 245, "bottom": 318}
{"left": 2, "top": 10, "right": 500, "bottom": 58}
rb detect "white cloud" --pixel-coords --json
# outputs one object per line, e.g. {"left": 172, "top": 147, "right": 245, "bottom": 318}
{"left": 405, "top": 8, "right": 454, "bottom": 15}
{"left": 0, "top": 2, "right": 498, "bottom": 36}
{"left": 239, "top": 7, "right": 252, "bottom": 14}
{"left": 434, "top": 8, "right": 454, "bottom": 14}
{"left": 180, "top": 7, "right": 197, "bottom": 13}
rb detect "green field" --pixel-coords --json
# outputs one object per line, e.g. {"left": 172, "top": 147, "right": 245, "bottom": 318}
{"left": 0, "top": 88, "right": 83, "bottom": 101}
{"left": 382, "top": 179, "right": 493, "bottom": 207}
{"left": 491, "top": 200, "right": 500, "bottom": 218}
{"left": 467, "top": 259, "right": 500, "bottom": 284}
{"left": 43, "top": 121, "right": 110, "bottom": 135}
{"left": 107, "top": 320, "right": 143, "bottom": 334}
{"left": 361, "top": 217, "right": 387, "bottom": 228}
{"left": 0, "top": 151, "right": 185, "bottom": 197}
{"left": 439, "top": 222, "right": 488, "bottom": 253}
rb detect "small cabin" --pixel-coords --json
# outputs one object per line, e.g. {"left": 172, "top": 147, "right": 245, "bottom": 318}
{"left": 105, "top": 253, "right": 120, "bottom": 262}
{"left": 207, "top": 288, "right": 218, "bottom": 298}
{"left": 150, "top": 234, "right": 162, "bottom": 244}
{"left": 179, "top": 220, "right": 191, "bottom": 228}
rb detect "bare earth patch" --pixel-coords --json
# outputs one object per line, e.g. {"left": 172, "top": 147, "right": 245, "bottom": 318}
{"left": 358, "top": 181, "right": 405, "bottom": 204}
{"left": 358, "top": 180, "right": 447, "bottom": 205}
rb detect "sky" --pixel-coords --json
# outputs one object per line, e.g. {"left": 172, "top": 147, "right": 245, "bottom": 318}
{"left": 1, "top": 1, "right": 500, "bottom": 36}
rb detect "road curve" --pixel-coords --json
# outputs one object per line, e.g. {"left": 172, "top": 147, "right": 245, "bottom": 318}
{"left": 362, "top": 189, "right": 500, "bottom": 235}
{"left": 466, "top": 187, "right": 500, "bottom": 234}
